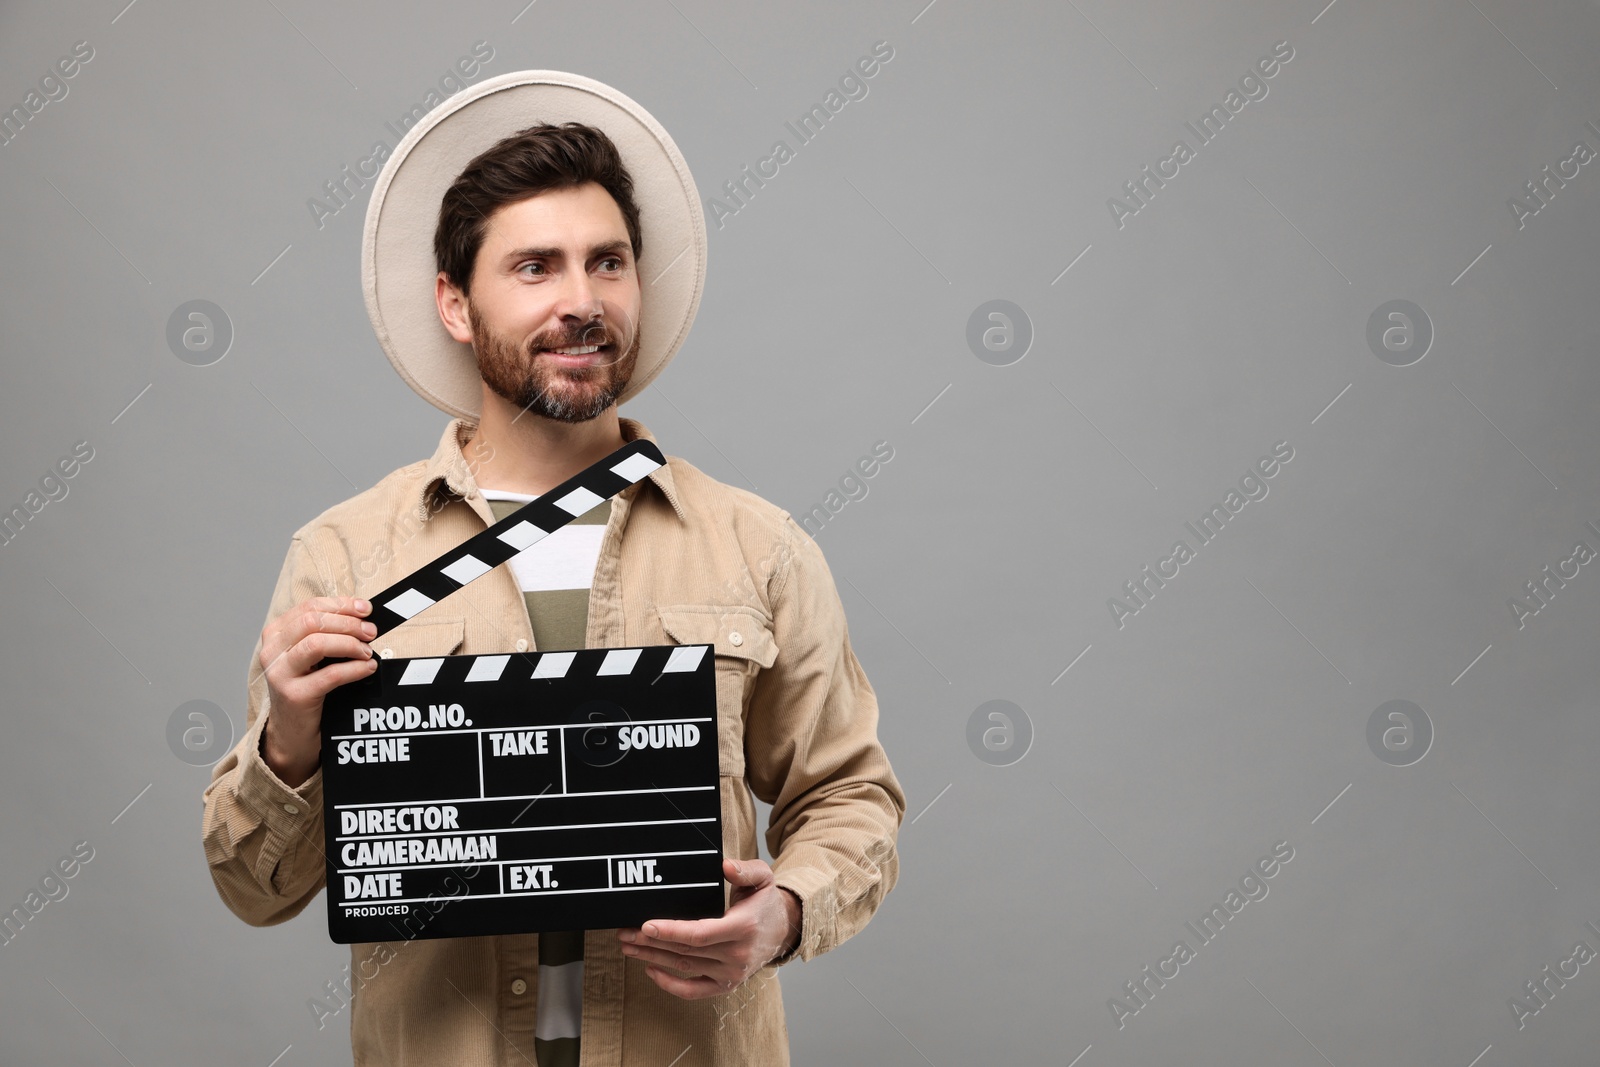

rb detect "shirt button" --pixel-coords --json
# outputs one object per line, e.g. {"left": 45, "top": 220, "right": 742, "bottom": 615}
{"left": 510, "top": 978, "right": 528, "bottom": 995}
{"left": 379, "top": 648, "right": 394, "bottom": 659}
{"left": 729, "top": 631, "right": 744, "bottom": 647}
{"left": 515, "top": 639, "right": 529, "bottom": 652}
{"left": 282, "top": 803, "right": 300, "bottom": 815}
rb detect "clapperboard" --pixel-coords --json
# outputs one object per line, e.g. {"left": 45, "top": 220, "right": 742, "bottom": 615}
{"left": 318, "top": 440, "right": 725, "bottom": 944}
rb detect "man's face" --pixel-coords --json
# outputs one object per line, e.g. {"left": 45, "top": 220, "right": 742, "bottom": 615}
{"left": 455, "top": 182, "right": 642, "bottom": 423}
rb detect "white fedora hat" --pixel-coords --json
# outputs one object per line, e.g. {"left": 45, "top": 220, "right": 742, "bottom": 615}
{"left": 361, "top": 69, "right": 707, "bottom": 420}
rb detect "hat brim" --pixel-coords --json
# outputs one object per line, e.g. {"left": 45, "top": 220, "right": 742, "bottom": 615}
{"left": 361, "top": 69, "right": 707, "bottom": 421}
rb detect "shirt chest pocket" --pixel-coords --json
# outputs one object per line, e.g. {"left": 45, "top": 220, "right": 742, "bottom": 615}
{"left": 655, "top": 607, "right": 778, "bottom": 778}
{"left": 372, "top": 616, "right": 466, "bottom": 660}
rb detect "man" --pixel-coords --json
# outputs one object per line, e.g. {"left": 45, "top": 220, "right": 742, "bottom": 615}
{"left": 201, "top": 71, "right": 904, "bottom": 1066}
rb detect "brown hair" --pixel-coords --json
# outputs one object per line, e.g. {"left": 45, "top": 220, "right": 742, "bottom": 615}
{"left": 434, "top": 121, "right": 643, "bottom": 296}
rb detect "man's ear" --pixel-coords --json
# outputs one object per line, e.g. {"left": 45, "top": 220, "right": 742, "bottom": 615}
{"left": 436, "top": 272, "right": 474, "bottom": 344}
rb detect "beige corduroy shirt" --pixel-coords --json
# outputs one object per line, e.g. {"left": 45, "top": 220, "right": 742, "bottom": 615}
{"left": 200, "top": 415, "right": 905, "bottom": 1066}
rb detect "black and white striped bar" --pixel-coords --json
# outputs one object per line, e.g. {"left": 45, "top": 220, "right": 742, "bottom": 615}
{"left": 320, "top": 640, "right": 723, "bottom": 943}
{"left": 364, "top": 439, "right": 666, "bottom": 638}
{"left": 380, "top": 641, "right": 712, "bottom": 690}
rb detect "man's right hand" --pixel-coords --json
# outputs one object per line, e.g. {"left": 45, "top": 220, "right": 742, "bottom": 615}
{"left": 259, "top": 597, "right": 379, "bottom": 788}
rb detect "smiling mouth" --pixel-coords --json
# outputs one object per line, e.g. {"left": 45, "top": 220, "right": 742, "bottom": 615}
{"left": 537, "top": 343, "right": 612, "bottom": 363}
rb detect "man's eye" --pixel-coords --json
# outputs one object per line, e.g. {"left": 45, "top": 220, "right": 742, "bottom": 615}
{"left": 519, "top": 262, "right": 545, "bottom": 276}
{"left": 599, "top": 257, "right": 622, "bottom": 272}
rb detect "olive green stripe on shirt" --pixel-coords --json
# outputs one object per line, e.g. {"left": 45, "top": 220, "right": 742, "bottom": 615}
{"left": 486, "top": 496, "right": 610, "bottom": 526}
{"left": 521, "top": 588, "right": 590, "bottom": 656}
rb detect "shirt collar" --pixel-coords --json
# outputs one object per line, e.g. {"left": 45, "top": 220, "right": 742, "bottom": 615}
{"left": 413, "top": 415, "right": 686, "bottom": 524}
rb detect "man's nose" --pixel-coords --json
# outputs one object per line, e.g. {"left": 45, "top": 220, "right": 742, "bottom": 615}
{"left": 555, "top": 270, "right": 603, "bottom": 323}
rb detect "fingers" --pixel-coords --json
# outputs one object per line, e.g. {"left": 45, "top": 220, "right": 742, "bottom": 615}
{"left": 307, "top": 652, "right": 382, "bottom": 692}
{"left": 302, "top": 595, "right": 372, "bottom": 619}
{"left": 641, "top": 965, "right": 731, "bottom": 1001}
{"left": 287, "top": 599, "right": 376, "bottom": 652}
{"left": 259, "top": 598, "right": 382, "bottom": 716}
{"left": 636, "top": 916, "right": 740, "bottom": 950}
{"left": 267, "top": 596, "right": 371, "bottom": 647}
{"left": 620, "top": 941, "right": 720, "bottom": 977}
{"left": 262, "top": 598, "right": 376, "bottom": 677}
{"left": 625, "top": 939, "right": 746, "bottom": 1001}
{"left": 263, "top": 598, "right": 370, "bottom": 649}
{"left": 287, "top": 630, "right": 375, "bottom": 678}
{"left": 262, "top": 631, "right": 376, "bottom": 696}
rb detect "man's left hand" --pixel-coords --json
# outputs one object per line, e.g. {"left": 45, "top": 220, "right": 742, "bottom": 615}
{"left": 617, "top": 857, "right": 801, "bottom": 1000}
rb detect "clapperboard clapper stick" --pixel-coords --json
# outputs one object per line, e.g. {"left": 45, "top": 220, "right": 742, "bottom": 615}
{"left": 314, "top": 439, "right": 726, "bottom": 943}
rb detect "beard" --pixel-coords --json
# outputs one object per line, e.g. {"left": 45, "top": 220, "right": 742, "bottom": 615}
{"left": 469, "top": 303, "right": 640, "bottom": 424}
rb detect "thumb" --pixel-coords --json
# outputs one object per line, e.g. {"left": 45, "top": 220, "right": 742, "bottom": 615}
{"left": 724, "top": 857, "right": 772, "bottom": 889}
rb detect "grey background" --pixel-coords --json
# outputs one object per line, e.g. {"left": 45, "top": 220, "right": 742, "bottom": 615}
{"left": 2, "top": 0, "right": 1598, "bottom": 1063}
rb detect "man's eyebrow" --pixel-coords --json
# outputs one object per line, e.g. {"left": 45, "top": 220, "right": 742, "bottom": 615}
{"left": 501, "top": 240, "right": 632, "bottom": 265}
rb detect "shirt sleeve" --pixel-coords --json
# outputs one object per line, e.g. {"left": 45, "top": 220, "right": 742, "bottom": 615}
{"left": 200, "top": 532, "right": 335, "bottom": 927}
{"left": 745, "top": 516, "right": 907, "bottom": 964}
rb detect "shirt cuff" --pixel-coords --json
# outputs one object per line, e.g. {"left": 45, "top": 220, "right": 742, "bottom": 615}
{"left": 769, "top": 864, "right": 835, "bottom": 964}
{"left": 237, "top": 712, "right": 324, "bottom": 835}
{"left": 766, "top": 886, "right": 804, "bottom": 966}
